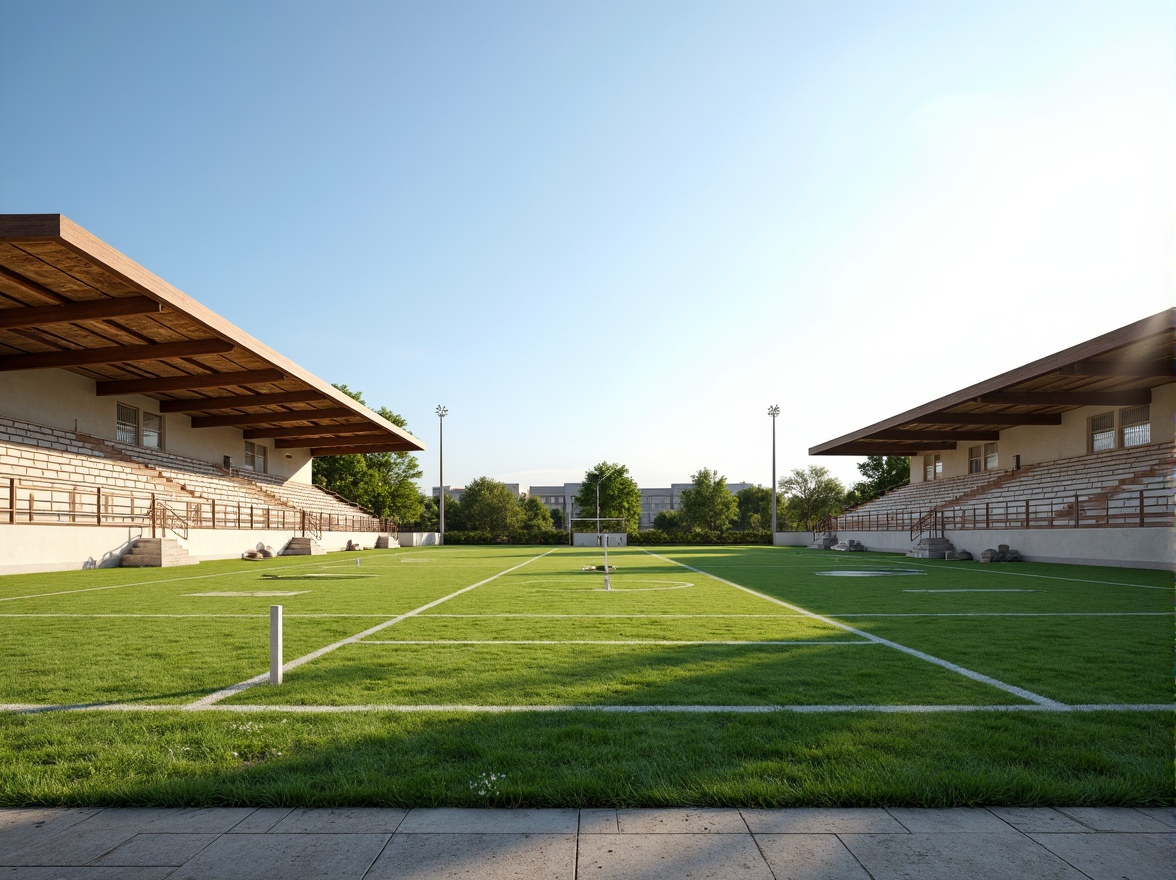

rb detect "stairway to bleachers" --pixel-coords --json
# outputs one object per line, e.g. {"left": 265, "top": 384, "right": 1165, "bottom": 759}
{"left": 942, "top": 444, "right": 1172, "bottom": 527}
{"left": 237, "top": 469, "right": 377, "bottom": 520}
{"left": 0, "top": 418, "right": 190, "bottom": 524}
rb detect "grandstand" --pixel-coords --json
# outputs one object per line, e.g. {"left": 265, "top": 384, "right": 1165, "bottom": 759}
{"left": 810, "top": 310, "right": 1173, "bottom": 568}
{"left": 0, "top": 215, "right": 425, "bottom": 573}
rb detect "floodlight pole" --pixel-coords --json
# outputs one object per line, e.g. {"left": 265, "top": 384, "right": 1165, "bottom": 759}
{"left": 436, "top": 405, "right": 447, "bottom": 545}
{"left": 768, "top": 405, "right": 780, "bottom": 538}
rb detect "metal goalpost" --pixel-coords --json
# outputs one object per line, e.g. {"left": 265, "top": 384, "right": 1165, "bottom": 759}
{"left": 569, "top": 516, "right": 626, "bottom": 590}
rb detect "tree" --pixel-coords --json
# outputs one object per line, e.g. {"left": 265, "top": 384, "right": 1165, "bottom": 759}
{"left": 549, "top": 507, "right": 565, "bottom": 530}
{"left": 844, "top": 456, "right": 910, "bottom": 508}
{"left": 778, "top": 466, "right": 845, "bottom": 531}
{"left": 458, "top": 477, "right": 522, "bottom": 536}
{"left": 735, "top": 485, "right": 773, "bottom": 531}
{"left": 311, "top": 385, "right": 424, "bottom": 522}
{"left": 653, "top": 509, "right": 684, "bottom": 532}
{"left": 679, "top": 468, "right": 738, "bottom": 531}
{"left": 519, "top": 494, "right": 554, "bottom": 531}
{"left": 574, "top": 462, "right": 642, "bottom": 533}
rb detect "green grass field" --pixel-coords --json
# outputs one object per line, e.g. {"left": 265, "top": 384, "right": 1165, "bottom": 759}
{"left": 0, "top": 544, "right": 1170, "bottom": 807}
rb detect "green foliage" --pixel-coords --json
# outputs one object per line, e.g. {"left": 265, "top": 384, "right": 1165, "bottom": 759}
{"left": 440, "top": 528, "right": 567, "bottom": 545}
{"left": 679, "top": 468, "right": 739, "bottom": 531}
{"left": 549, "top": 507, "right": 565, "bottom": 530}
{"left": 574, "top": 462, "right": 642, "bottom": 533}
{"left": 311, "top": 384, "right": 424, "bottom": 522}
{"left": 778, "top": 466, "right": 845, "bottom": 531}
{"left": 845, "top": 456, "right": 911, "bottom": 508}
{"left": 735, "top": 485, "right": 774, "bottom": 531}
{"left": 653, "top": 509, "right": 684, "bottom": 532}
{"left": 627, "top": 529, "right": 772, "bottom": 545}
{"left": 457, "top": 477, "right": 523, "bottom": 537}
{"left": 519, "top": 495, "right": 554, "bottom": 531}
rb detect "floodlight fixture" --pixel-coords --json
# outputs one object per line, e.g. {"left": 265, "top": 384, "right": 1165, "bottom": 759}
{"left": 768, "top": 405, "right": 780, "bottom": 537}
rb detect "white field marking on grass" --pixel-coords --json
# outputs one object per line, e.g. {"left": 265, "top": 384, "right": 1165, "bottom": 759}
{"left": 833, "top": 612, "right": 1170, "bottom": 618}
{"left": 0, "top": 558, "right": 357, "bottom": 603}
{"left": 357, "top": 639, "right": 872, "bottom": 646}
{"left": 5, "top": 702, "right": 1173, "bottom": 715}
{"left": 421, "top": 613, "right": 807, "bottom": 618}
{"left": 186, "top": 591, "right": 310, "bottom": 597}
{"left": 643, "top": 550, "right": 1065, "bottom": 709}
{"left": 184, "top": 548, "right": 559, "bottom": 709}
{"left": 898, "top": 561, "right": 1170, "bottom": 590}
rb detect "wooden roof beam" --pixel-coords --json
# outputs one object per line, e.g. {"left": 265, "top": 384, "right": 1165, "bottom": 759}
{"left": 0, "top": 296, "right": 162, "bottom": 329}
{"left": 1059, "top": 358, "right": 1174, "bottom": 378}
{"left": 977, "top": 390, "right": 1151, "bottom": 407}
{"left": 0, "top": 338, "right": 232, "bottom": 371}
{"left": 275, "top": 434, "right": 388, "bottom": 449}
{"left": 159, "top": 390, "right": 327, "bottom": 413}
{"left": 245, "top": 423, "right": 376, "bottom": 440}
{"left": 873, "top": 430, "right": 1000, "bottom": 442}
{"left": 311, "top": 443, "right": 414, "bottom": 456}
{"left": 0, "top": 265, "right": 70, "bottom": 304}
{"left": 96, "top": 368, "right": 285, "bottom": 396}
{"left": 190, "top": 407, "right": 357, "bottom": 429}
{"left": 917, "top": 412, "right": 1062, "bottom": 426}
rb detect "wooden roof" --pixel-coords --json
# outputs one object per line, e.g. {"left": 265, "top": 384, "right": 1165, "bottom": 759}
{"left": 0, "top": 215, "right": 424, "bottom": 455}
{"left": 810, "top": 308, "right": 1175, "bottom": 456}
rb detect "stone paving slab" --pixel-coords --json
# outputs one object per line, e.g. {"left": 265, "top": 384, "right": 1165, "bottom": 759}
{"left": 366, "top": 832, "right": 576, "bottom": 879}
{"left": 616, "top": 808, "right": 748, "bottom": 834}
{"left": 840, "top": 831, "right": 1091, "bottom": 880}
{"left": 91, "top": 832, "right": 219, "bottom": 866}
{"left": 167, "top": 832, "right": 391, "bottom": 880}
{"left": 228, "top": 807, "right": 294, "bottom": 834}
{"left": 268, "top": 807, "right": 407, "bottom": 834}
{"left": 985, "top": 806, "right": 1094, "bottom": 833}
{"left": 0, "top": 808, "right": 101, "bottom": 859}
{"left": 886, "top": 806, "right": 1015, "bottom": 833}
{"left": 1055, "top": 806, "right": 1173, "bottom": 832}
{"left": 754, "top": 834, "right": 871, "bottom": 880}
{"left": 1029, "top": 832, "right": 1173, "bottom": 880}
{"left": 0, "top": 867, "right": 173, "bottom": 879}
{"left": 742, "top": 808, "right": 907, "bottom": 834}
{"left": 1134, "top": 806, "right": 1176, "bottom": 828}
{"left": 397, "top": 807, "right": 578, "bottom": 834}
{"left": 578, "top": 832, "right": 774, "bottom": 879}
{"left": 579, "top": 808, "right": 620, "bottom": 833}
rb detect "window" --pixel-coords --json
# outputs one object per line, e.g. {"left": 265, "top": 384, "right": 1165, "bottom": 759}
{"left": 1089, "top": 412, "right": 1115, "bottom": 452}
{"left": 244, "top": 441, "right": 268, "bottom": 473}
{"left": 968, "top": 446, "right": 982, "bottom": 474}
{"left": 116, "top": 404, "right": 139, "bottom": 444}
{"left": 142, "top": 412, "right": 163, "bottom": 450}
{"left": 984, "top": 442, "right": 998, "bottom": 471}
{"left": 1120, "top": 405, "right": 1151, "bottom": 448}
{"left": 923, "top": 453, "right": 942, "bottom": 481}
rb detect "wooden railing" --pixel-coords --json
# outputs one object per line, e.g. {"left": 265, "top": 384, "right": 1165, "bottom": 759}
{"left": 1, "top": 472, "right": 394, "bottom": 535}
{"left": 832, "top": 489, "right": 1172, "bottom": 534}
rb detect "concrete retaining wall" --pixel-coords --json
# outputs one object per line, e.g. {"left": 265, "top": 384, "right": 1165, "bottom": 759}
{"left": 572, "top": 532, "right": 627, "bottom": 547}
{"left": 400, "top": 532, "right": 440, "bottom": 547}
{"left": 773, "top": 531, "right": 811, "bottom": 547}
{"left": 0, "top": 525, "right": 390, "bottom": 575}
{"left": 834, "top": 527, "right": 1172, "bottom": 570}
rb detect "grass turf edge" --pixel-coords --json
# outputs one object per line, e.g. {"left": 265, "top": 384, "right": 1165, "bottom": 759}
{"left": 0, "top": 708, "right": 1169, "bottom": 809}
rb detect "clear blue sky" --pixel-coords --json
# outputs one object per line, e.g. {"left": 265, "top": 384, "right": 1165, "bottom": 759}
{"left": 2, "top": 1, "right": 1171, "bottom": 492}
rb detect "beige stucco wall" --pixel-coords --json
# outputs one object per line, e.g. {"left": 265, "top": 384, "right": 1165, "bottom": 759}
{"left": 0, "top": 524, "right": 393, "bottom": 575}
{"left": 0, "top": 370, "right": 313, "bottom": 482}
{"left": 908, "top": 383, "right": 1173, "bottom": 483}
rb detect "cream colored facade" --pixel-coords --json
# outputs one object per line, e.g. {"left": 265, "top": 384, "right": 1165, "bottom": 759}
{"left": 908, "top": 385, "right": 1174, "bottom": 484}
{"left": 0, "top": 368, "right": 313, "bottom": 483}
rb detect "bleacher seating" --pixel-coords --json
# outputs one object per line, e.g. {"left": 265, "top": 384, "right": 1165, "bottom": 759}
{"left": 846, "top": 470, "right": 1004, "bottom": 518}
{"left": 238, "top": 469, "right": 376, "bottom": 520}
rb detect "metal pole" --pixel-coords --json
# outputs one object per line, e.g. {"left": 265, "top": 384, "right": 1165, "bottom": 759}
{"left": 768, "top": 405, "right": 780, "bottom": 537}
{"left": 436, "top": 405, "right": 447, "bottom": 545}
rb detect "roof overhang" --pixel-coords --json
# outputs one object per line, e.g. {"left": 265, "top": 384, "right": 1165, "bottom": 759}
{"left": 0, "top": 215, "right": 424, "bottom": 454}
{"left": 809, "top": 309, "right": 1174, "bottom": 456}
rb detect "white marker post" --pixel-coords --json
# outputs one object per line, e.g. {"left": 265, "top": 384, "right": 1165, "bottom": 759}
{"left": 270, "top": 604, "right": 283, "bottom": 685}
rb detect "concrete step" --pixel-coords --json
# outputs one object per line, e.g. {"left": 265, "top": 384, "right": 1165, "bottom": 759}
{"left": 281, "top": 536, "right": 326, "bottom": 556}
{"left": 121, "top": 538, "right": 198, "bottom": 567}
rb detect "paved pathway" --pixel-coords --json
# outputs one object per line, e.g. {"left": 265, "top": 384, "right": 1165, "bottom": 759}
{"left": 0, "top": 806, "right": 1170, "bottom": 878}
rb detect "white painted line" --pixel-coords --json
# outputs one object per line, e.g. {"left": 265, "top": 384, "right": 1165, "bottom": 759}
{"left": 832, "top": 612, "right": 1169, "bottom": 618}
{"left": 185, "top": 548, "right": 559, "bottom": 709}
{"left": 643, "top": 550, "right": 1066, "bottom": 709}
{"left": 898, "top": 561, "right": 1169, "bottom": 590}
{"left": 186, "top": 591, "right": 310, "bottom": 597}
{"left": 356, "top": 639, "right": 873, "bottom": 646}
{"left": 3, "top": 702, "right": 1171, "bottom": 715}
{"left": 421, "top": 613, "right": 807, "bottom": 618}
